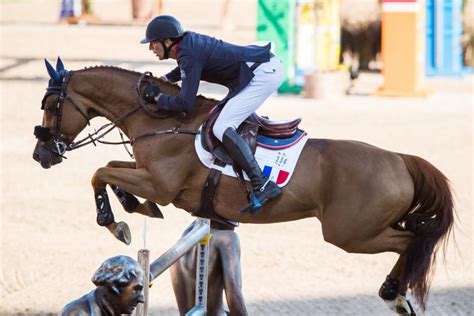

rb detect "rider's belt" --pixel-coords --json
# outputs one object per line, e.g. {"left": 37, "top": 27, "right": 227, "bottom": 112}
{"left": 249, "top": 52, "right": 275, "bottom": 72}
{"left": 250, "top": 61, "right": 262, "bottom": 72}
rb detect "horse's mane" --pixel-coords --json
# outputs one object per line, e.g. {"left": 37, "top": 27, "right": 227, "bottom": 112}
{"left": 77, "top": 65, "right": 219, "bottom": 104}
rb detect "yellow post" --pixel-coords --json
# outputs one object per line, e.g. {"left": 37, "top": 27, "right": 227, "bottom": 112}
{"left": 314, "top": 0, "right": 341, "bottom": 71}
{"left": 376, "top": 0, "right": 428, "bottom": 97}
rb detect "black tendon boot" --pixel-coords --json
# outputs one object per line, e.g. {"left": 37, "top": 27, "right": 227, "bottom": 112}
{"left": 222, "top": 127, "right": 281, "bottom": 215}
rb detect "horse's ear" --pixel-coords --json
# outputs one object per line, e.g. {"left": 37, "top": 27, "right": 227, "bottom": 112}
{"left": 45, "top": 59, "right": 61, "bottom": 82}
{"left": 56, "top": 57, "right": 65, "bottom": 73}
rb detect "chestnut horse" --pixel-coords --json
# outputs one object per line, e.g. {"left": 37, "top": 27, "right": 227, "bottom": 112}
{"left": 33, "top": 59, "right": 454, "bottom": 314}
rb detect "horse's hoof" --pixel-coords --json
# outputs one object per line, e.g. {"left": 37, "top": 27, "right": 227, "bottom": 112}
{"left": 383, "top": 295, "right": 416, "bottom": 315}
{"left": 114, "top": 221, "right": 132, "bottom": 245}
{"left": 145, "top": 200, "right": 164, "bottom": 219}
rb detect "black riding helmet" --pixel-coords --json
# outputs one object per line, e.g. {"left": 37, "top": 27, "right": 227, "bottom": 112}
{"left": 141, "top": 15, "right": 185, "bottom": 59}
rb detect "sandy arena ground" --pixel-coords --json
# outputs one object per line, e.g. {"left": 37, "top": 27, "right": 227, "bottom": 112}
{"left": 1, "top": 1, "right": 473, "bottom": 315}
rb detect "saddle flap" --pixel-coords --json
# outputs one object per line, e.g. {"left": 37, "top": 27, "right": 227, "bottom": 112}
{"left": 201, "top": 105, "right": 223, "bottom": 154}
{"left": 201, "top": 104, "right": 258, "bottom": 164}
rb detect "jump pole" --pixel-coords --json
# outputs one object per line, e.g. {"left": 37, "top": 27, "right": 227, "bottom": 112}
{"left": 149, "top": 218, "right": 210, "bottom": 280}
{"left": 134, "top": 218, "right": 211, "bottom": 315}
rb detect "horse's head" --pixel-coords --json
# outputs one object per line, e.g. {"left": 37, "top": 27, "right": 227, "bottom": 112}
{"left": 33, "top": 60, "right": 218, "bottom": 168}
{"left": 33, "top": 58, "right": 90, "bottom": 168}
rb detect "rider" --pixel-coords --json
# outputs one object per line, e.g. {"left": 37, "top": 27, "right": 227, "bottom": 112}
{"left": 140, "top": 15, "right": 283, "bottom": 215}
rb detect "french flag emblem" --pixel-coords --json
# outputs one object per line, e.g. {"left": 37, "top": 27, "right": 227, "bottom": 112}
{"left": 263, "top": 165, "right": 289, "bottom": 186}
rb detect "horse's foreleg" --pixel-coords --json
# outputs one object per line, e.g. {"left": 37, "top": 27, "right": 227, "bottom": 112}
{"left": 91, "top": 165, "right": 158, "bottom": 244}
{"left": 104, "top": 161, "right": 163, "bottom": 219}
{"left": 104, "top": 160, "right": 136, "bottom": 169}
{"left": 92, "top": 185, "right": 132, "bottom": 245}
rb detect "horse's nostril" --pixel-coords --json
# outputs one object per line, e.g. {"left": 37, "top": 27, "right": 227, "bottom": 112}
{"left": 33, "top": 152, "right": 41, "bottom": 162}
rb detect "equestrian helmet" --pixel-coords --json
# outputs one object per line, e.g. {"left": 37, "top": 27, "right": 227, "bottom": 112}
{"left": 140, "top": 15, "right": 185, "bottom": 44}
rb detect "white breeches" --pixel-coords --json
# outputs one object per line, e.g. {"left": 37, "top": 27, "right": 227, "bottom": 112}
{"left": 212, "top": 56, "right": 284, "bottom": 141}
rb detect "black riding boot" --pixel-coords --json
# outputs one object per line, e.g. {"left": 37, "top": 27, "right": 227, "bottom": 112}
{"left": 222, "top": 127, "right": 282, "bottom": 215}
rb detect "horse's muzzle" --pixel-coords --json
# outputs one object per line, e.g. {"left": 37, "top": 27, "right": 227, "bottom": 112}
{"left": 33, "top": 141, "right": 63, "bottom": 169}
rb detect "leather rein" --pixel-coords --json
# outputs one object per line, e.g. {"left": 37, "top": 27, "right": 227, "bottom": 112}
{"left": 34, "top": 71, "right": 198, "bottom": 158}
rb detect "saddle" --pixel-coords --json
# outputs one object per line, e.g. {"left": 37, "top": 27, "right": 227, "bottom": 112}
{"left": 201, "top": 103, "right": 302, "bottom": 164}
{"left": 192, "top": 102, "right": 302, "bottom": 228}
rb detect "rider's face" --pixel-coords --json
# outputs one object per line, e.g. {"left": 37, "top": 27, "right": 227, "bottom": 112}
{"left": 149, "top": 39, "right": 176, "bottom": 60}
{"left": 149, "top": 40, "right": 166, "bottom": 60}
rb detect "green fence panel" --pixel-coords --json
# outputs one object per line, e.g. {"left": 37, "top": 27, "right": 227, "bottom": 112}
{"left": 257, "top": 0, "right": 302, "bottom": 93}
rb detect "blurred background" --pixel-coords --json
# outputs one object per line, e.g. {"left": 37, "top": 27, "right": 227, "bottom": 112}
{"left": 2, "top": 0, "right": 473, "bottom": 93}
{"left": 1, "top": 0, "right": 473, "bottom": 315}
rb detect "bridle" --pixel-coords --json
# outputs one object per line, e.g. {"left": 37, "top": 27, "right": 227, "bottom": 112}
{"left": 34, "top": 70, "right": 91, "bottom": 158}
{"left": 34, "top": 70, "right": 198, "bottom": 159}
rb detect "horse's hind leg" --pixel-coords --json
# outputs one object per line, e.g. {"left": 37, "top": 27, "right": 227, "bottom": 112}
{"left": 338, "top": 227, "right": 416, "bottom": 315}
{"left": 379, "top": 255, "right": 416, "bottom": 315}
{"left": 360, "top": 228, "right": 417, "bottom": 314}
{"left": 352, "top": 228, "right": 416, "bottom": 314}
{"left": 104, "top": 161, "right": 163, "bottom": 218}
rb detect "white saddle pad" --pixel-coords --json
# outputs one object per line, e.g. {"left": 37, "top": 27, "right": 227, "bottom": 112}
{"left": 194, "top": 129, "right": 308, "bottom": 187}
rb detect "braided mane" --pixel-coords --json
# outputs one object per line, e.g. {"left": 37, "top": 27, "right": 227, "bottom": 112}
{"left": 77, "top": 65, "right": 219, "bottom": 104}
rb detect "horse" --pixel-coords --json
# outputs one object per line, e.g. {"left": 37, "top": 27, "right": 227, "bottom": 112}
{"left": 33, "top": 58, "right": 455, "bottom": 314}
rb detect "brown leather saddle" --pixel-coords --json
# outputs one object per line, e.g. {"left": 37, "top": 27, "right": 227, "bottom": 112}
{"left": 201, "top": 104, "right": 302, "bottom": 164}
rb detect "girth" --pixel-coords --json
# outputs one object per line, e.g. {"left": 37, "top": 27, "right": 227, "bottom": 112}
{"left": 192, "top": 160, "right": 240, "bottom": 228}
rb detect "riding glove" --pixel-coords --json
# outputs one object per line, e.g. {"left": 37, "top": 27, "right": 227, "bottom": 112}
{"left": 143, "top": 83, "right": 161, "bottom": 103}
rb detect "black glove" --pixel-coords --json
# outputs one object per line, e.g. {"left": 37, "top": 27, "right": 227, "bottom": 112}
{"left": 143, "top": 83, "right": 161, "bottom": 103}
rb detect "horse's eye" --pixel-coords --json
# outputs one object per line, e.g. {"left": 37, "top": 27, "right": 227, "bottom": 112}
{"left": 45, "top": 104, "right": 56, "bottom": 113}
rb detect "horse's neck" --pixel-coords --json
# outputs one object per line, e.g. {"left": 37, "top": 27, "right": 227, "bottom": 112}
{"left": 73, "top": 67, "right": 216, "bottom": 137}
{"left": 73, "top": 68, "right": 139, "bottom": 124}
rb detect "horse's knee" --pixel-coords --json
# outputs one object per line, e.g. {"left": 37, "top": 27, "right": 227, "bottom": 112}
{"left": 91, "top": 167, "right": 107, "bottom": 187}
{"left": 91, "top": 168, "right": 102, "bottom": 187}
{"left": 105, "top": 160, "right": 119, "bottom": 168}
{"left": 105, "top": 160, "right": 125, "bottom": 168}
{"left": 104, "top": 160, "right": 136, "bottom": 169}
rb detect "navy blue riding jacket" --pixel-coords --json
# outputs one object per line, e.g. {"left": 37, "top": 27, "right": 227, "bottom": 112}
{"left": 157, "top": 31, "right": 272, "bottom": 113}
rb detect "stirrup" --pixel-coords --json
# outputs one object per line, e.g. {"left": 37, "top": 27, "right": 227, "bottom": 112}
{"left": 240, "top": 182, "right": 281, "bottom": 216}
{"left": 240, "top": 196, "right": 263, "bottom": 216}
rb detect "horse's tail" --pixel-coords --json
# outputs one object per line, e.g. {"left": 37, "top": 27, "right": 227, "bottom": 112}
{"left": 399, "top": 154, "right": 455, "bottom": 310}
